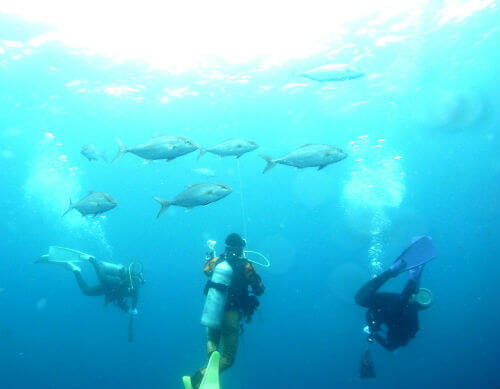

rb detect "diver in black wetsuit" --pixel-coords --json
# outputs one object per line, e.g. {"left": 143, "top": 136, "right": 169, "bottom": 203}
{"left": 355, "top": 262, "right": 432, "bottom": 351}
{"left": 69, "top": 258, "right": 144, "bottom": 315}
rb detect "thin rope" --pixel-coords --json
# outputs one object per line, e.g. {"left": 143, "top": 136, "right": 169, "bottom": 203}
{"left": 237, "top": 159, "right": 248, "bottom": 240}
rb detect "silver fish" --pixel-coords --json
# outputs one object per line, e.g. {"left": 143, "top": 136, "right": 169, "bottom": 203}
{"left": 63, "top": 191, "right": 117, "bottom": 217}
{"left": 300, "top": 64, "right": 364, "bottom": 82}
{"left": 81, "top": 144, "right": 107, "bottom": 162}
{"left": 113, "top": 135, "right": 201, "bottom": 162}
{"left": 153, "top": 183, "right": 232, "bottom": 218}
{"left": 199, "top": 138, "right": 259, "bottom": 159}
{"left": 260, "top": 144, "right": 347, "bottom": 173}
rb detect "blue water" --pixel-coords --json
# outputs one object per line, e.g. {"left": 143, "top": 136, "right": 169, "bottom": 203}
{"left": 1, "top": 3, "right": 499, "bottom": 388}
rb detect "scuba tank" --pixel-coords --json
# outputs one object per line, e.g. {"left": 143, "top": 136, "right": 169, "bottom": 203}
{"left": 201, "top": 259, "right": 233, "bottom": 329}
{"left": 95, "top": 261, "right": 127, "bottom": 287}
{"left": 96, "top": 261, "right": 125, "bottom": 277}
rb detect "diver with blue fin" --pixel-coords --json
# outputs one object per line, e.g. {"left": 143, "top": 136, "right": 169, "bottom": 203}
{"left": 355, "top": 236, "right": 437, "bottom": 377}
{"left": 185, "top": 233, "right": 266, "bottom": 389}
{"left": 36, "top": 246, "right": 145, "bottom": 340}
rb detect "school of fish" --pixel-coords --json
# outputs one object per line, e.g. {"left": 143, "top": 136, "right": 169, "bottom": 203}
{"left": 71, "top": 135, "right": 348, "bottom": 219}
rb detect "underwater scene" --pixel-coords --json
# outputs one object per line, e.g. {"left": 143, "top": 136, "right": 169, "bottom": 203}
{"left": 0, "top": 1, "right": 499, "bottom": 388}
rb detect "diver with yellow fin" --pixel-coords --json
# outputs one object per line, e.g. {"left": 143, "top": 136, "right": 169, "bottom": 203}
{"left": 355, "top": 236, "right": 437, "bottom": 378}
{"left": 186, "top": 234, "right": 266, "bottom": 389}
{"left": 36, "top": 246, "right": 145, "bottom": 341}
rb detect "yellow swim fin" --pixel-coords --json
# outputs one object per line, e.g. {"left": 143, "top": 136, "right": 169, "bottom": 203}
{"left": 182, "top": 376, "right": 193, "bottom": 389}
{"left": 183, "top": 351, "right": 220, "bottom": 389}
{"left": 200, "top": 351, "right": 220, "bottom": 389}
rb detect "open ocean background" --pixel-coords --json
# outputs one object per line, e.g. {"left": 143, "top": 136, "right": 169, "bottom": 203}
{"left": 0, "top": 1, "right": 499, "bottom": 388}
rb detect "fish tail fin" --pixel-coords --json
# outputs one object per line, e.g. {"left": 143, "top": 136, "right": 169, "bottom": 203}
{"left": 197, "top": 147, "right": 207, "bottom": 160}
{"left": 112, "top": 137, "right": 128, "bottom": 162}
{"left": 62, "top": 198, "right": 73, "bottom": 216}
{"left": 153, "top": 197, "right": 170, "bottom": 218}
{"left": 260, "top": 154, "right": 276, "bottom": 174}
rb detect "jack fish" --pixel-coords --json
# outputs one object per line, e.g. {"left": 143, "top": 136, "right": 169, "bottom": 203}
{"left": 113, "top": 135, "right": 201, "bottom": 162}
{"left": 63, "top": 191, "right": 117, "bottom": 217}
{"left": 260, "top": 144, "right": 347, "bottom": 173}
{"left": 300, "top": 64, "right": 364, "bottom": 82}
{"left": 199, "top": 138, "right": 259, "bottom": 159}
{"left": 81, "top": 144, "right": 107, "bottom": 162}
{"left": 153, "top": 183, "right": 232, "bottom": 218}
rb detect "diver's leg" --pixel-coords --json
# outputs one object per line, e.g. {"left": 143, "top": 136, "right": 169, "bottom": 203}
{"left": 400, "top": 280, "right": 418, "bottom": 303}
{"left": 207, "top": 327, "right": 221, "bottom": 356}
{"left": 74, "top": 271, "right": 105, "bottom": 296}
{"left": 400, "top": 264, "right": 425, "bottom": 302}
{"left": 191, "top": 368, "right": 205, "bottom": 389}
{"left": 219, "top": 310, "right": 240, "bottom": 373}
{"left": 355, "top": 270, "right": 393, "bottom": 307}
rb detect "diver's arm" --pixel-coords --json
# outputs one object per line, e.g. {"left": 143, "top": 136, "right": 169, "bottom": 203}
{"left": 355, "top": 270, "right": 393, "bottom": 308}
{"left": 372, "top": 332, "right": 398, "bottom": 351}
{"left": 74, "top": 272, "right": 105, "bottom": 296}
{"left": 204, "top": 257, "right": 219, "bottom": 277}
{"left": 246, "top": 263, "right": 265, "bottom": 296}
{"left": 399, "top": 280, "right": 418, "bottom": 305}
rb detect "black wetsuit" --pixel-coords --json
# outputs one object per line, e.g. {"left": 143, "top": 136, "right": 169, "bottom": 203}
{"left": 74, "top": 260, "right": 139, "bottom": 312}
{"left": 355, "top": 270, "right": 420, "bottom": 351}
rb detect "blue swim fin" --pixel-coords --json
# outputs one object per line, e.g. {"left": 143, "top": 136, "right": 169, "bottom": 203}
{"left": 393, "top": 236, "right": 437, "bottom": 273}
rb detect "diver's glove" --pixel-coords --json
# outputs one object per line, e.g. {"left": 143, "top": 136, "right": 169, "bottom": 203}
{"left": 206, "top": 240, "right": 216, "bottom": 260}
{"left": 363, "top": 326, "right": 375, "bottom": 343}
{"left": 129, "top": 308, "right": 138, "bottom": 316}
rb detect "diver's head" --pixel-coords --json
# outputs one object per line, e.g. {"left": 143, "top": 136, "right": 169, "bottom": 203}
{"left": 410, "top": 288, "right": 433, "bottom": 309}
{"left": 225, "top": 233, "right": 246, "bottom": 257}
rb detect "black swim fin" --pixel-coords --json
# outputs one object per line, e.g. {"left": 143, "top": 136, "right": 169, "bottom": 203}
{"left": 360, "top": 348, "right": 376, "bottom": 379}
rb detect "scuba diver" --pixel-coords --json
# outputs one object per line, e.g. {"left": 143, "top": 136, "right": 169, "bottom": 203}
{"left": 68, "top": 257, "right": 144, "bottom": 315}
{"left": 187, "top": 233, "right": 265, "bottom": 389}
{"left": 36, "top": 246, "right": 145, "bottom": 340}
{"left": 355, "top": 236, "right": 437, "bottom": 378}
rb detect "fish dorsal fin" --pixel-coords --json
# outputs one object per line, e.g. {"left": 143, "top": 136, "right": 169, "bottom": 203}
{"left": 88, "top": 190, "right": 96, "bottom": 194}
{"left": 299, "top": 144, "right": 313, "bottom": 148}
{"left": 103, "top": 193, "right": 114, "bottom": 203}
{"left": 186, "top": 183, "right": 203, "bottom": 189}
{"left": 152, "top": 133, "right": 171, "bottom": 137}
